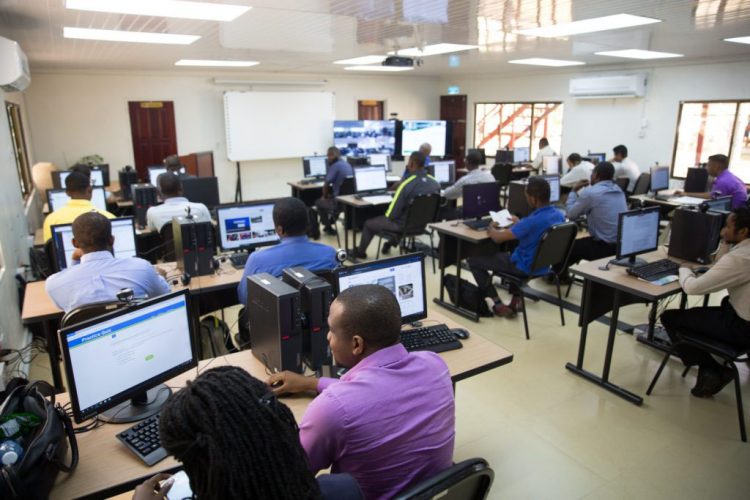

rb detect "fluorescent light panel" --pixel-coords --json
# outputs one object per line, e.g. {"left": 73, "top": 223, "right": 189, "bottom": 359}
{"left": 65, "top": 0, "right": 250, "bottom": 22}
{"left": 595, "top": 49, "right": 683, "bottom": 59}
{"left": 334, "top": 55, "right": 387, "bottom": 65}
{"left": 508, "top": 58, "right": 585, "bottom": 67}
{"left": 63, "top": 27, "right": 199, "bottom": 44}
{"left": 344, "top": 66, "right": 413, "bottom": 72}
{"left": 725, "top": 36, "right": 750, "bottom": 45}
{"left": 176, "top": 59, "right": 259, "bottom": 67}
{"left": 389, "top": 43, "right": 479, "bottom": 56}
{"left": 516, "top": 14, "right": 661, "bottom": 38}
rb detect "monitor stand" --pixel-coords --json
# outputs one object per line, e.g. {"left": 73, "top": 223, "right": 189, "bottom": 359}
{"left": 99, "top": 384, "right": 172, "bottom": 424}
{"left": 610, "top": 255, "right": 647, "bottom": 268}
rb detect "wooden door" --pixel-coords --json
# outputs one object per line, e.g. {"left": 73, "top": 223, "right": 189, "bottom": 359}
{"left": 441, "top": 95, "right": 467, "bottom": 170}
{"left": 358, "top": 100, "right": 384, "bottom": 120}
{"left": 128, "top": 101, "right": 178, "bottom": 181}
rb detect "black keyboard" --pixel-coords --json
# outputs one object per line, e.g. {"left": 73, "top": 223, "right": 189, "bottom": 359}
{"left": 401, "top": 324, "right": 463, "bottom": 353}
{"left": 116, "top": 414, "right": 168, "bottom": 466}
{"left": 354, "top": 190, "right": 388, "bottom": 199}
{"left": 229, "top": 252, "right": 249, "bottom": 269}
{"left": 462, "top": 218, "right": 492, "bottom": 231}
{"left": 627, "top": 259, "right": 680, "bottom": 282}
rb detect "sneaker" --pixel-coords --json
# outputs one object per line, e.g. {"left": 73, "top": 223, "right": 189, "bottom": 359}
{"left": 382, "top": 242, "right": 392, "bottom": 255}
{"left": 493, "top": 302, "right": 517, "bottom": 318}
{"left": 350, "top": 249, "right": 368, "bottom": 260}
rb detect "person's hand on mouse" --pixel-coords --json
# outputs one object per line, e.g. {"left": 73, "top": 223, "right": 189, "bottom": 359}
{"left": 266, "top": 371, "right": 318, "bottom": 396}
{"left": 132, "top": 473, "right": 173, "bottom": 500}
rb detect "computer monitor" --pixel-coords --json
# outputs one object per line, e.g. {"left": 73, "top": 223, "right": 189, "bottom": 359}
{"left": 495, "top": 150, "right": 514, "bottom": 164}
{"left": 543, "top": 156, "right": 562, "bottom": 175}
{"left": 684, "top": 167, "right": 709, "bottom": 193}
{"left": 50, "top": 217, "right": 137, "bottom": 271}
{"left": 216, "top": 200, "right": 280, "bottom": 252}
{"left": 468, "top": 148, "right": 486, "bottom": 164}
{"left": 462, "top": 182, "right": 501, "bottom": 219}
{"left": 54, "top": 169, "right": 105, "bottom": 189}
{"left": 367, "top": 153, "right": 392, "bottom": 172}
{"left": 701, "top": 195, "right": 733, "bottom": 213}
{"left": 92, "top": 164, "right": 110, "bottom": 186}
{"left": 333, "top": 120, "right": 396, "bottom": 157}
{"left": 401, "top": 120, "right": 447, "bottom": 157}
{"left": 59, "top": 290, "right": 197, "bottom": 424}
{"left": 615, "top": 206, "right": 660, "bottom": 267}
{"left": 181, "top": 177, "right": 220, "bottom": 209}
{"left": 47, "top": 186, "right": 107, "bottom": 213}
{"left": 335, "top": 252, "right": 427, "bottom": 325}
{"left": 353, "top": 165, "right": 388, "bottom": 193}
{"left": 148, "top": 166, "right": 168, "bottom": 187}
{"left": 513, "top": 147, "right": 530, "bottom": 163}
{"left": 303, "top": 156, "right": 328, "bottom": 179}
{"left": 429, "top": 160, "right": 455, "bottom": 185}
{"left": 539, "top": 174, "right": 561, "bottom": 203}
{"left": 587, "top": 153, "right": 606, "bottom": 164}
{"left": 650, "top": 166, "right": 670, "bottom": 193}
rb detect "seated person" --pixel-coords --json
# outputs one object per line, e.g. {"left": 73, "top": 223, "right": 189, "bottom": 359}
{"left": 132, "top": 366, "right": 362, "bottom": 500}
{"left": 559, "top": 153, "right": 595, "bottom": 188}
{"left": 554, "top": 162, "right": 627, "bottom": 282}
{"left": 353, "top": 151, "right": 440, "bottom": 259}
{"left": 42, "top": 170, "right": 115, "bottom": 241}
{"left": 440, "top": 150, "right": 495, "bottom": 220}
{"left": 315, "top": 146, "right": 354, "bottom": 236}
{"left": 611, "top": 144, "right": 640, "bottom": 192}
{"left": 468, "top": 177, "right": 565, "bottom": 317}
{"left": 267, "top": 285, "right": 455, "bottom": 500}
{"left": 531, "top": 137, "right": 556, "bottom": 173}
{"left": 400, "top": 143, "right": 432, "bottom": 180}
{"left": 660, "top": 207, "right": 750, "bottom": 397}
{"left": 237, "top": 197, "right": 337, "bottom": 305}
{"left": 163, "top": 154, "right": 193, "bottom": 178}
{"left": 46, "top": 212, "right": 170, "bottom": 312}
{"left": 678, "top": 154, "right": 748, "bottom": 209}
{"left": 146, "top": 173, "right": 211, "bottom": 232}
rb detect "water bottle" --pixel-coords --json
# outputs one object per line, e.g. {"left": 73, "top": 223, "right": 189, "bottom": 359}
{"left": 0, "top": 439, "right": 24, "bottom": 466}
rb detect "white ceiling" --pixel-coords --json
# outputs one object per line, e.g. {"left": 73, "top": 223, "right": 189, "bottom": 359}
{"left": 1, "top": 0, "right": 750, "bottom": 76}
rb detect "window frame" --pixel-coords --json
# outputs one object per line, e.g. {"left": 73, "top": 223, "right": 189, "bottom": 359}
{"left": 5, "top": 101, "right": 33, "bottom": 200}
{"left": 473, "top": 101, "right": 564, "bottom": 157}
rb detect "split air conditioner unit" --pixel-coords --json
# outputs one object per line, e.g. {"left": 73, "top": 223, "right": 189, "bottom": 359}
{"left": 569, "top": 74, "right": 647, "bottom": 99}
{"left": 0, "top": 36, "right": 30, "bottom": 92}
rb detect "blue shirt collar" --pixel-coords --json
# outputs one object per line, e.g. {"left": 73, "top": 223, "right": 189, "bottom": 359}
{"left": 279, "top": 235, "right": 309, "bottom": 245}
{"left": 80, "top": 250, "right": 114, "bottom": 263}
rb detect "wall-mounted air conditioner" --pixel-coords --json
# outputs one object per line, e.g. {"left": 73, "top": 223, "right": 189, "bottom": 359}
{"left": 0, "top": 36, "right": 30, "bottom": 92}
{"left": 569, "top": 74, "right": 647, "bottom": 99}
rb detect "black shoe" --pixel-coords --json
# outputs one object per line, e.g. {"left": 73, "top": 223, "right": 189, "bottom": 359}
{"left": 382, "top": 242, "right": 392, "bottom": 255}
{"left": 323, "top": 226, "right": 337, "bottom": 236}
{"left": 351, "top": 249, "right": 367, "bottom": 260}
{"left": 691, "top": 366, "right": 732, "bottom": 398}
{"left": 706, "top": 366, "right": 735, "bottom": 396}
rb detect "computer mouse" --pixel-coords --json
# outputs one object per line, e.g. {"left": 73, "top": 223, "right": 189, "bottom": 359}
{"left": 451, "top": 328, "right": 470, "bottom": 340}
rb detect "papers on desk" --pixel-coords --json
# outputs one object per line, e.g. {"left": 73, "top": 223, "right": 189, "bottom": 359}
{"left": 361, "top": 195, "right": 393, "bottom": 205}
{"left": 489, "top": 209, "right": 514, "bottom": 228}
{"left": 671, "top": 196, "right": 705, "bottom": 205}
{"left": 639, "top": 274, "right": 679, "bottom": 286}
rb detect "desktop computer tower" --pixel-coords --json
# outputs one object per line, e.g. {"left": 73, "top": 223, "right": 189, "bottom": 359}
{"left": 246, "top": 273, "right": 303, "bottom": 373}
{"left": 131, "top": 184, "right": 158, "bottom": 228}
{"left": 668, "top": 207, "right": 724, "bottom": 264}
{"left": 282, "top": 267, "right": 333, "bottom": 370}
{"left": 118, "top": 167, "right": 138, "bottom": 201}
{"left": 172, "top": 217, "right": 215, "bottom": 276}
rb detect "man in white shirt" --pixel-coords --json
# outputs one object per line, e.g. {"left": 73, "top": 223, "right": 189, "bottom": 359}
{"left": 531, "top": 137, "right": 556, "bottom": 172}
{"left": 660, "top": 207, "right": 750, "bottom": 397}
{"left": 440, "top": 151, "right": 496, "bottom": 220}
{"left": 560, "top": 153, "right": 595, "bottom": 188}
{"left": 611, "top": 144, "right": 640, "bottom": 192}
{"left": 146, "top": 173, "right": 211, "bottom": 232}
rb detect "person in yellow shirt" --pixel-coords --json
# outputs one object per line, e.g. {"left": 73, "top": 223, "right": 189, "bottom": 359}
{"left": 42, "top": 170, "right": 115, "bottom": 241}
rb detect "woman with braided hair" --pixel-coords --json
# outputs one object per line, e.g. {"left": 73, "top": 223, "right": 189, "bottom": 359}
{"left": 132, "top": 366, "right": 362, "bottom": 500}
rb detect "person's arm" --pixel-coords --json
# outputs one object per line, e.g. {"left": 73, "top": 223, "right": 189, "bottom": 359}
{"left": 531, "top": 152, "right": 543, "bottom": 170}
{"left": 442, "top": 176, "right": 464, "bottom": 200}
{"left": 565, "top": 187, "right": 592, "bottom": 220}
{"left": 675, "top": 191, "right": 712, "bottom": 199}
{"left": 145, "top": 208, "right": 157, "bottom": 232}
{"left": 144, "top": 262, "right": 171, "bottom": 296}
{"left": 487, "top": 221, "right": 518, "bottom": 244}
{"left": 297, "top": 391, "right": 345, "bottom": 473}
{"left": 679, "top": 251, "right": 746, "bottom": 295}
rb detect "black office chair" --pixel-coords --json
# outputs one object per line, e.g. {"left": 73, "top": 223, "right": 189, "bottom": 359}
{"left": 61, "top": 300, "right": 130, "bottom": 328}
{"left": 491, "top": 163, "right": 513, "bottom": 206}
{"left": 632, "top": 173, "right": 651, "bottom": 196}
{"left": 375, "top": 194, "right": 441, "bottom": 273}
{"left": 494, "top": 222, "right": 578, "bottom": 340}
{"left": 615, "top": 176, "right": 630, "bottom": 193}
{"left": 647, "top": 333, "right": 750, "bottom": 442}
{"left": 394, "top": 458, "right": 494, "bottom": 500}
{"left": 159, "top": 223, "right": 176, "bottom": 262}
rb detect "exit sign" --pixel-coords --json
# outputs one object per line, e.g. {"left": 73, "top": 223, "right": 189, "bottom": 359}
{"left": 447, "top": 86, "right": 460, "bottom": 95}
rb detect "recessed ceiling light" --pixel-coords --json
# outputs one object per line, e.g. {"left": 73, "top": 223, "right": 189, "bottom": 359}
{"left": 175, "top": 59, "right": 259, "bottom": 67}
{"left": 508, "top": 58, "right": 586, "bottom": 67}
{"left": 63, "top": 27, "right": 199, "bottom": 44}
{"left": 389, "top": 43, "right": 479, "bottom": 57}
{"left": 516, "top": 14, "right": 661, "bottom": 38}
{"left": 334, "top": 55, "right": 387, "bottom": 65}
{"left": 595, "top": 49, "right": 683, "bottom": 59}
{"left": 65, "top": 0, "right": 251, "bottom": 22}
{"left": 344, "top": 66, "right": 414, "bottom": 72}
{"left": 725, "top": 36, "right": 750, "bottom": 45}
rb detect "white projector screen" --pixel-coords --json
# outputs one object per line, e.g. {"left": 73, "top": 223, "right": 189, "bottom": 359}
{"left": 224, "top": 91, "right": 335, "bottom": 161}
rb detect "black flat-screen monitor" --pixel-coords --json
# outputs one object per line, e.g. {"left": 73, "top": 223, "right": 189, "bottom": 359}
{"left": 148, "top": 166, "right": 168, "bottom": 187}
{"left": 463, "top": 182, "right": 500, "bottom": 219}
{"left": 587, "top": 153, "right": 606, "bottom": 164}
{"left": 367, "top": 153, "right": 392, "bottom": 172}
{"left": 428, "top": 160, "right": 455, "bottom": 185}
{"left": 51, "top": 217, "right": 137, "bottom": 272}
{"left": 47, "top": 186, "right": 107, "bottom": 212}
{"left": 513, "top": 147, "right": 530, "bottom": 163}
{"left": 354, "top": 165, "right": 388, "bottom": 193}
{"left": 333, "top": 120, "right": 396, "bottom": 157}
{"left": 401, "top": 120, "right": 447, "bottom": 157}
{"left": 216, "top": 200, "right": 280, "bottom": 252}
{"left": 539, "top": 174, "right": 561, "bottom": 203}
{"left": 495, "top": 150, "right": 514, "bottom": 164}
{"left": 53, "top": 169, "right": 105, "bottom": 189}
{"left": 303, "top": 156, "right": 328, "bottom": 179}
{"left": 650, "top": 166, "right": 670, "bottom": 193}
{"left": 181, "top": 177, "right": 220, "bottom": 209}
{"left": 615, "top": 206, "right": 660, "bottom": 266}
{"left": 702, "top": 195, "right": 733, "bottom": 213}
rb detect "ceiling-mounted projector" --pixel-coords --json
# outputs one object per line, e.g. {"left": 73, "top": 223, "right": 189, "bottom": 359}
{"left": 382, "top": 56, "right": 414, "bottom": 67}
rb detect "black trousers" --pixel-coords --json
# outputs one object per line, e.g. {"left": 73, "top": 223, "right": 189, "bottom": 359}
{"left": 555, "top": 236, "right": 616, "bottom": 274}
{"left": 661, "top": 297, "right": 750, "bottom": 368}
{"left": 468, "top": 252, "right": 528, "bottom": 299}
{"left": 357, "top": 216, "right": 402, "bottom": 253}
{"left": 315, "top": 197, "right": 337, "bottom": 228}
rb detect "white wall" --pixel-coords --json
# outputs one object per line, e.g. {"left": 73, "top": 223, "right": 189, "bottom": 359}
{"left": 442, "top": 60, "right": 750, "bottom": 174}
{"left": 25, "top": 71, "right": 441, "bottom": 202}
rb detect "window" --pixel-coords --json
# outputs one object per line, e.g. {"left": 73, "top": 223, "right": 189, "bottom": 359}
{"left": 6, "top": 102, "right": 32, "bottom": 198}
{"left": 672, "top": 100, "right": 750, "bottom": 183}
{"left": 474, "top": 102, "right": 563, "bottom": 158}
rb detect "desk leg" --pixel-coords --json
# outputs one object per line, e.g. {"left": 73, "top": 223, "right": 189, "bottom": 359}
{"left": 432, "top": 237, "right": 480, "bottom": 322}
{"left": 191, "top": 297, "right": 204, "bottom": 360}
{"left": 635, "top": 300, "right": 672, "bottom": 352}
{"left": 44, "top": 320, "right": 65, "bottom": 393}
{"left": 343, "top": 205, "right": 350, "bottom": 256}
{"left": 351, "top": 208, "right": 359, "bottom": 252}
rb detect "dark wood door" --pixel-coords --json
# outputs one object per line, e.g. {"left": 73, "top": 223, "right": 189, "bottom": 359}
{"left": 441, "top": 95, "right": 467, "bottom": 170}
{"left": 128, "top": 101, "right": 178, "bottom": 181}
{"left": 358, "top": 100, "right": 384, "bottom": 120}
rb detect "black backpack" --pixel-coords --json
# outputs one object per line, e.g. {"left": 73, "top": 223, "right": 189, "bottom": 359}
{"left": 442, "top": 274, "right": 493, "bottom": 317}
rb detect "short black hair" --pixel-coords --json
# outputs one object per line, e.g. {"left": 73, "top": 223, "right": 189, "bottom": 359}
{"left": 70, "top": 163, "right": 92, "bottom": 178}
{"left": 410, "top": 151, "right": 426, "bottom": 169}
{"left": 567, "top": 153, "right": 582, "bottom": 164}
{"left": 157, "top": 172, "right": 182, "bottom": 197}
{"left": 539, "top": 137, "right": 550, "bottom": 147}
{"left": 708, "top": 154, "right": 729, "bottom": 170}
{"left": 466, "top": 151, "right": 482, "bottom": 167}
{"left": 732, "top": 207, "right": 750, "bottom": 234}
{"left": 613, "top": 145, "right": 628, "bottom": 157}
{"left": 164, "top": 154, "right": 182, "bottom": 171}
{"left": 272, "top": 197, "right": 309, "bottom": 236}
{"left": 335, "top": 284, "right": 401, "bottom": 349}
{"left": 65, "top": 171, "right": 91, "bottom": 193}
{"left": 327, "top": 146, "right": 341, "bottom": 159}
{"left": 72, "top": 212, "right": 111, "bottom": 251}
{"left": 525, "top": 177, "right": 550, "bottom": 203}
{"left": 594, "top": 161, "right": 615, "bottom": 181}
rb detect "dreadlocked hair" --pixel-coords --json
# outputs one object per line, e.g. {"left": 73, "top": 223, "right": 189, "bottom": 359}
{"left": 159, "top": 366, "right": 321, "bottom": 499}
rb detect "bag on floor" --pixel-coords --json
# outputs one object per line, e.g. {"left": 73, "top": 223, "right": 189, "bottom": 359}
{"left": 442, "top": 274, "right": 493, "bottom": 317}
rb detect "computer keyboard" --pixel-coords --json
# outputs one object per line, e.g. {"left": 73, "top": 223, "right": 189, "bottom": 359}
{"left": 626, "top": 259, "right": 680, "bottom": 282}
{"left": 229, "top": 252, "right": 249, "bottom": 269}
{"left": 116, "top": 414, "right": 168, "bottom": 466}
{"left": 401, "top": 324, "right": 463, "bottom": 353}
{"left": 462, "top": 218, "right": 492, "bottom": 231}
{"left": 361, "top": 195, "right": 393, "bottom": 205}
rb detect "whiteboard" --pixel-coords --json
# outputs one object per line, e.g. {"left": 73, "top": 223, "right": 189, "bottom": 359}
{"left": 223, "top": 91, "right": 335, "bottom": 161}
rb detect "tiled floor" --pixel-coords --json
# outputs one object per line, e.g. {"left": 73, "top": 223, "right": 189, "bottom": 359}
{"left": 28, "top": 234, "right": 750, "bottom": 499}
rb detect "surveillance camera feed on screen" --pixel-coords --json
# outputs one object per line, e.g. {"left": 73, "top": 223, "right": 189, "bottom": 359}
{"left": 217, "top": 202, "right": 279, "bottom": 251}
{"left": 402, "top": 120, "right": 447, "bottom": 157}
{"left": 333, "top": 120, "right": 395, "bottom": 157}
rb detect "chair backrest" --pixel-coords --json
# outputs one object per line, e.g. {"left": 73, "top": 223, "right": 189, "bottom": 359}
{"left": 160, "top": 223, "right": 176, "bottom": 262}
{"left": 615, "top": 176, "right": 630, "bottom": 192}
{"left": 402, "top": 193, "right": 441, "bottom": 235}
{"left": 61, "top": 300, "right": 129, "bottom": 328}
{"left": 394, "top": 458, "right": 494, "bottom": 500}
{"left": 632, "top": 173, "right": 651, "bottom": 195}
{"left": 44, "top": 238, "right": 58, "bottom": 274}
{"left": 530, "top": 222, "right": 579, "bottom": 274}
{"left": 491, "top": 163, "right": 513, "bottom": 186}
{"left": 339, "top": 176, "right": 356, "bottom": 196}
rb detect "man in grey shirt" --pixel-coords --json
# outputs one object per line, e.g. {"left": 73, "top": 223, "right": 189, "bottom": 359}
{"left": 440, "top": 150, "right": 495, "bottom": 220}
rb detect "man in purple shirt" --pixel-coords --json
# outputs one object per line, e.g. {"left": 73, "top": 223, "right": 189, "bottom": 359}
{"left": 267, "top": 285, "right": 455, "bottom": 500}
{"left": 681, "top": 154, "right": 748, "bottom": 209}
